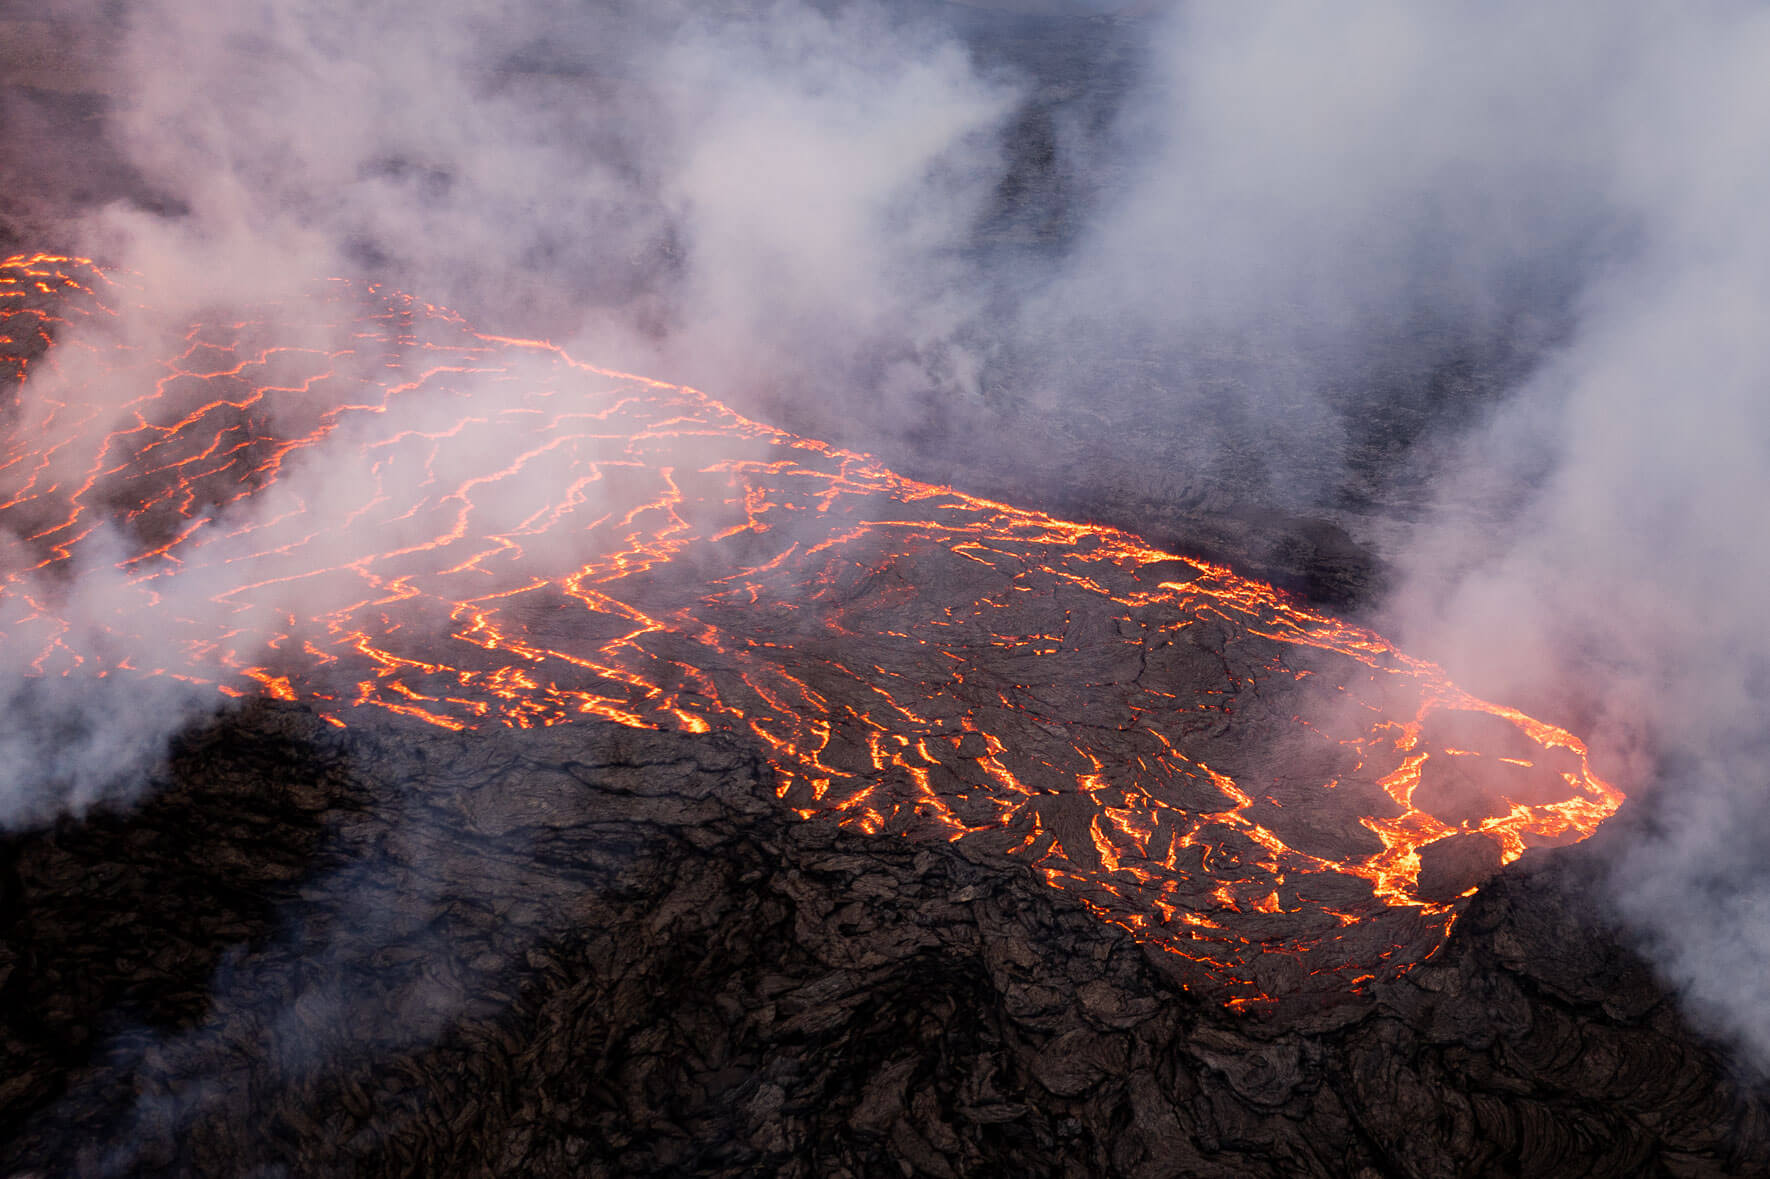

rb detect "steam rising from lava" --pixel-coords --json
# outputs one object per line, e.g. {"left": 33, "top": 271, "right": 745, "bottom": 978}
{"left": 5, "top": 0, "right": 1770, "bottom": 1053}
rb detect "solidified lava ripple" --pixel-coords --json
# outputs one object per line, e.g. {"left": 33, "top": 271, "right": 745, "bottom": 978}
{"left": 0, "top": 253, "right": 1623, "bottom": 1007}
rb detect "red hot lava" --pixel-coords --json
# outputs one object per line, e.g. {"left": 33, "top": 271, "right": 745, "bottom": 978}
{"left": 0, "top": 253, "right": 1623, "bottom": 1007}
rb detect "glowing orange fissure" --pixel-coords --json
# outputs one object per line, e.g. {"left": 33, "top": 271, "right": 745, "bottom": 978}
{"left": 0, "top": 254, "right": 1624, "bottom": 1006}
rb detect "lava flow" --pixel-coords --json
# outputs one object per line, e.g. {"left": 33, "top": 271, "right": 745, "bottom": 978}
{"left": 0, "top": 253, "right": 1623, "bottom": 1007}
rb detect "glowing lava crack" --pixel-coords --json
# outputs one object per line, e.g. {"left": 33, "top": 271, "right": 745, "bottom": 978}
{"left": 0, "top": 253, "right": 1622, "bottom": 1007}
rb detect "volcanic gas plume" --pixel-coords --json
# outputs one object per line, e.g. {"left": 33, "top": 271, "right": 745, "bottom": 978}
{"left": 0, "top": 253, "right": 1622, "bottom": 1007}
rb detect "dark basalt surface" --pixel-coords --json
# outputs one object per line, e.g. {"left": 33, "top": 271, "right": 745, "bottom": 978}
{"left": 1, "top": 702, "right": 1763, "bottom": 1177}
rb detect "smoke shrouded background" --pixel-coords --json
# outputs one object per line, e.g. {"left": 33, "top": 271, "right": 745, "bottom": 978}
{"left": 6, "top": 0, "right": 1770, "bottom": 1067}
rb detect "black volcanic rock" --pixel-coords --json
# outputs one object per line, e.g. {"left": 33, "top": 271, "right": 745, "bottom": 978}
{"left": 1414, "top": 832, "right": 1505, "bottom": 903}
{"left": 0, "top": 702, "right": 1764, "bottom": 1177}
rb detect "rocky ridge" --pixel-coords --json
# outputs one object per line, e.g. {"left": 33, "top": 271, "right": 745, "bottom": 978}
{"left": 0, "top": 702, "right": 1761, "bottom": 1177}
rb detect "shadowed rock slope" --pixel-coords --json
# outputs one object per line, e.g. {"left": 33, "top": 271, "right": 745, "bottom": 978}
{"left": 0, "top": 702, "right": 1764, "bottom": 1177}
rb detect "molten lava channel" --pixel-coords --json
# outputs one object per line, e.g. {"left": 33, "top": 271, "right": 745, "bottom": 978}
{"left": 0, "top": 253, "right": 1623, "bottom": 1007}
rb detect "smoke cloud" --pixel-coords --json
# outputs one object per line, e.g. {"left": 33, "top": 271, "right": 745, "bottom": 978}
{"left": 7, "top": 0, "right": 1770, "bottom": 1066}
{"left": 1376, "top": 4, "right": 1770, "bottom": 1066}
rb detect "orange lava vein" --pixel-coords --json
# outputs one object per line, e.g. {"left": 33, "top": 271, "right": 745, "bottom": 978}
{"left": 0, "top": 254, "right": 1625, "bottom": 1006}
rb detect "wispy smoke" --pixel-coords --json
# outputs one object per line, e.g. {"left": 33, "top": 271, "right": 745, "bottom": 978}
{"left": 91, "top": 0, "right": 1022, "bottom": 403}
{"left": 1019, "top": 2, "right": 1625, "bottom": 503}
{"left": 1375, "top": 3, "right": 1770, "bottom": 1065}
{"left": 8, "top": 0, "right": 1770, "bottom": 1066}
{"left": 1, "top": 0, "right": 1024, "bottom": 821}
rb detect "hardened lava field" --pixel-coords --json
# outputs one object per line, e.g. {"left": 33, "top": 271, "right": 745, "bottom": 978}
{"left": 0, "top": 253, "right": 1622, "bottom": 1006}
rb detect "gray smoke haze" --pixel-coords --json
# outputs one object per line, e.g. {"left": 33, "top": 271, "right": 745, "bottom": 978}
{"left": 1376, "top": 4, "right": 1770, "bottom": 1067}
{"left": 1, "top": 0, "right": 1027, "bottom": 820}
{"left": 8, "top": 0, "right": 1770, "bottom": 1066}
{"left": 90, "top": 0, "right": 1024, "bottom": 396}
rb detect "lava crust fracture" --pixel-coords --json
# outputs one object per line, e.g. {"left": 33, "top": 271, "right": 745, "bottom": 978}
{"left": 0, "top": 253, "right": 1622, "bottom": 1005}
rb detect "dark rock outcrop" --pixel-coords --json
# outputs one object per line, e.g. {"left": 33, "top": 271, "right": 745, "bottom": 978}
{"left": 0, "top": 702, "right": 1763, "bottom": 1177}
{"left": 1414, "top": 832, "right": 1504, "bottom": 903}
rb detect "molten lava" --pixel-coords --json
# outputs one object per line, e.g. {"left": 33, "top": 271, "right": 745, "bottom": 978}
{"left": 0, "top": 253, "right": 1622, "bottom": 1007}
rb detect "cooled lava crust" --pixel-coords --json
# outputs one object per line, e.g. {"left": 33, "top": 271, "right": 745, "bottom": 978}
{"left": 0, "top": 252, "right": 1620, "bottom": 1009}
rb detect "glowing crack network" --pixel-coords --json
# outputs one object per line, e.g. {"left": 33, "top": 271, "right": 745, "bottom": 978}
{"left": 0, "top": 253, "right": 1623, "bottom": 1007}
